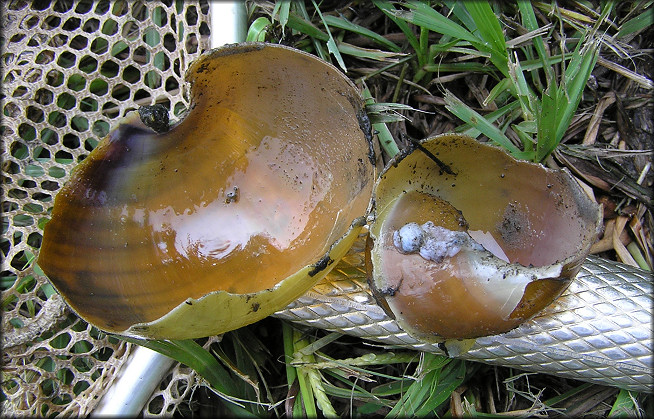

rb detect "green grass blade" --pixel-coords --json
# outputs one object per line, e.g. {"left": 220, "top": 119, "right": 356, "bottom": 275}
{"left": 290, "top": 2, "right": 330, "bottom": 62}
{"left": 387, "top": 353, "right": 455, "bottom": 417}
{"left": 291, "top": 329, "right": 318, "bottom": 417}
{"left": 372, "top": 378, "right": 416, "bottom": 397}
{"left": 312, "top": 0, "right": 347, "bottom": 72}
{"left": 536, "top": 83, "right": 561, "bottom": 162}
{"left": 372, "top": 0, "right": 421, "bottom": 54}
{"left": 423, "top": 61, "right": 495, "bottom": 74}
{"left": 518, "top": 0, "right": 554, "bottom": 83}
{"left": 246, "top": 17, "right": 271, "bottom": 42}
{"left": 322, "top": 370, "right": 393, "bottom": 407}
{"left": 323, "top": 14, "right": 401, "bottom": 52}
{"left": 464, "top": 1, "right": 509, "bottom": 73}
{"left": 456, "top": 100, "right": 521, "bottom": 137}
{"left": 608, "top": 389, "right": 639, "bottom": 417}
{"left": 485, "top": 77, "right": 516, "bottom": 106}
{"left": 551, "top": 2, "right": 611, "bottom": 154}
{"left": 553, "top": 42, "right": 599, "bottom": 153}
{"left": 335, "top": 42, "right": 404, "bottom": 61}
{"left": 282, "top": 322, "right": 297, "bottom": 388}
{"left": 362, "top": 87, "right": 401, "bottom": 157}
{"left": 285, "top": 12, "right": 329, "bottom": 41}
{"left": 272, "top": 0, "right": 291, "bottom": 31}
{"left": 414, "top": 359, "right": 466, "bottom": 415}
{"left": 444, "top": 90, "right": 529, "bottom": 158}
{"left": 617, "top": 7, "right": 653, "bottom": 38}
{"left": 394, "top": 2, "right": 479, "bottom": 46}
{"left": 446, "top": 0, "right": 476, "bottom": 33}
{"left": 508, "top": 53, "right": 538, "bottom": 121}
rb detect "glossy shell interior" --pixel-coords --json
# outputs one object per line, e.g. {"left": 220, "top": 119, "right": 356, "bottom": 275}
{"left": 368, "top": 134, "right": 602, "bottom": 340}
{"left": 38, "top": 43, "right": 376, "bottom": 339}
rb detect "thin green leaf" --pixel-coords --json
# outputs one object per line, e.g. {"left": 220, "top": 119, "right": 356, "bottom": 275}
{"left": 323, "top": 14, "right": 401, "bottom": 52}
{"left": 282, "top": 322, "right": 297, "bottom": 389}
{"left": 365, "top": 103, "right": 416, "bottom": 113}
{"left": 554, "top": 41, "right": 599, "bottom": 151}
{"left": 290, "top": 2, "right": 330, "bottom": 62}
{"left": 246, "top": 17, "right": 271, "bottom": 42}
{"left": 387, "top": 354, "right": 456, "bottom": 417}
{"left": 393, "top": 2, "right": 478, "bottom": 46}
{"left": 335, "top": 42, "right": 404, "bottom": 61}
{"left": 285, "top": 11, "right": 329, "bottom": 41}
{"left": 292, "top": 328, "right": 318, "bottom": 417}
{"left": 322, "top": 371, "right": 392, "bottom": 406}
{"left": 414, "top": 360, "right": 466, "bottom": 415}
{"left": 518, "top": 0, "right": 554, "bottom": 84}
{"left": 464, "top": 1, "right": 508, "bottom": 70}
{"left": 446, "top": 0, "right": 476, "bottom": 33}
{"left": 372, "top": 0, "right": 421, "bottom": 54}
{"left": 423, "top": 61, "right": 495, "bottom": 74}
{"left": 444, "top": 90, "right": 527, "bottom": 158}
{"left": 627, "top": 242, "right": 651, "bottom": 271}
{"left": 366, "top": 114, "right": 404, "bottom": 124}
{"left": 608, "top": 389, "right": 640, "bottom": 417}
{"left": 429, "top": 41, "right": 490, "bottom": 57}
{"left": 372, "top": 378, "right": 417, "bottom": 397}
{"left": 617, "top": 7, "right": 653, "bottom": 38}
{"left": 550, "top": 2, "right": 613, "bottom": 147}
{"left": 507, "top": 53, "right": 538, "bottom": 122}
{"left": 362, "top": 87, "right": 401, "bottom": 157}
{"left": 536, "top": 83, "right": 561, "bottom": 162}
{"left": 396, "top": 1, "right": 512, "bottom": 77}
{"left": 272, "top": 0, "right": 291, "bottom": 31}
{"left": 484, "top": 77, "right": 515, "bottom": 107}
{"left": 312, "top": 0, "right": 347, "bottom": 71}
{"left": 456, "top": 100, "right": 521, "bottom": 138}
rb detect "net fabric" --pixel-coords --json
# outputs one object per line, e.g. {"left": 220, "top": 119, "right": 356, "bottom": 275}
{"left": 1, "top": 0, "right": 211, "bottom": 415}
{"left": 144, "top": 335, "right": 222, "bottom": 417}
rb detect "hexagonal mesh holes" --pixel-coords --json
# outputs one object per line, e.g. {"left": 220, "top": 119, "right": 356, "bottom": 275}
{"left": 1, "top": 0, "right": 210, "bottom": 415}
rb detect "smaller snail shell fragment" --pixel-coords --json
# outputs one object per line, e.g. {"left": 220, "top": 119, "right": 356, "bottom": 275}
{"left": 367, "top": 134, "right": 602, "bottom": 341}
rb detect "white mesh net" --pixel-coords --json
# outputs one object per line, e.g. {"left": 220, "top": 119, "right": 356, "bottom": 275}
{"left": 1, "top": 0, "right": 211, "bottom": 415}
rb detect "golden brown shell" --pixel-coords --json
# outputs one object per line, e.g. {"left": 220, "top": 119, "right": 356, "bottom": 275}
{"left": 367, "top": 134, "right": 602, "bottom": 340}
{"left": 38, "top": 43, "right": 376, "bottom": 339}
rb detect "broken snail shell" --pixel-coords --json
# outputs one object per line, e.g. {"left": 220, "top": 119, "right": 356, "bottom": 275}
{"left": 367, "top": 134, "right": 602, "bottom": 341}
{"left": 38, "top": 43, "right": 376, "bottom": 339}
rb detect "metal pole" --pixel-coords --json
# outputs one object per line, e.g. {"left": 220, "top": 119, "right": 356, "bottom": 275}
{"left": 210, "top": 1, "right": 248, "bottom": 47}
{"left": 93, "top": 346, "right": 176, "bottom": 417}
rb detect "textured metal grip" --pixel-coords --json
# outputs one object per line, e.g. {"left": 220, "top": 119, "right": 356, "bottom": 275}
{"left": 274, "top": 239, "right": 653, "bottom": 393}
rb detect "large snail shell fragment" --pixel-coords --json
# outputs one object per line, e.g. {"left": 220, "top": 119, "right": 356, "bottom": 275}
{"left": 38, "top": 43, "right": 376, "bottom": 339}
{"left": 367, "top": 134, "right": 602, "bottom": 341}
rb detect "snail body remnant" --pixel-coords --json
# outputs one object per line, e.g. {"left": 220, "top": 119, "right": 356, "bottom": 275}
{"left": 367, "top": 134, "right": 602, "bottom": 341}
{"left": 393, "top": 221, "right": 482, "bottom": 262}
{"left": 38, "top": 43, "right": 377, "bottom": 340}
